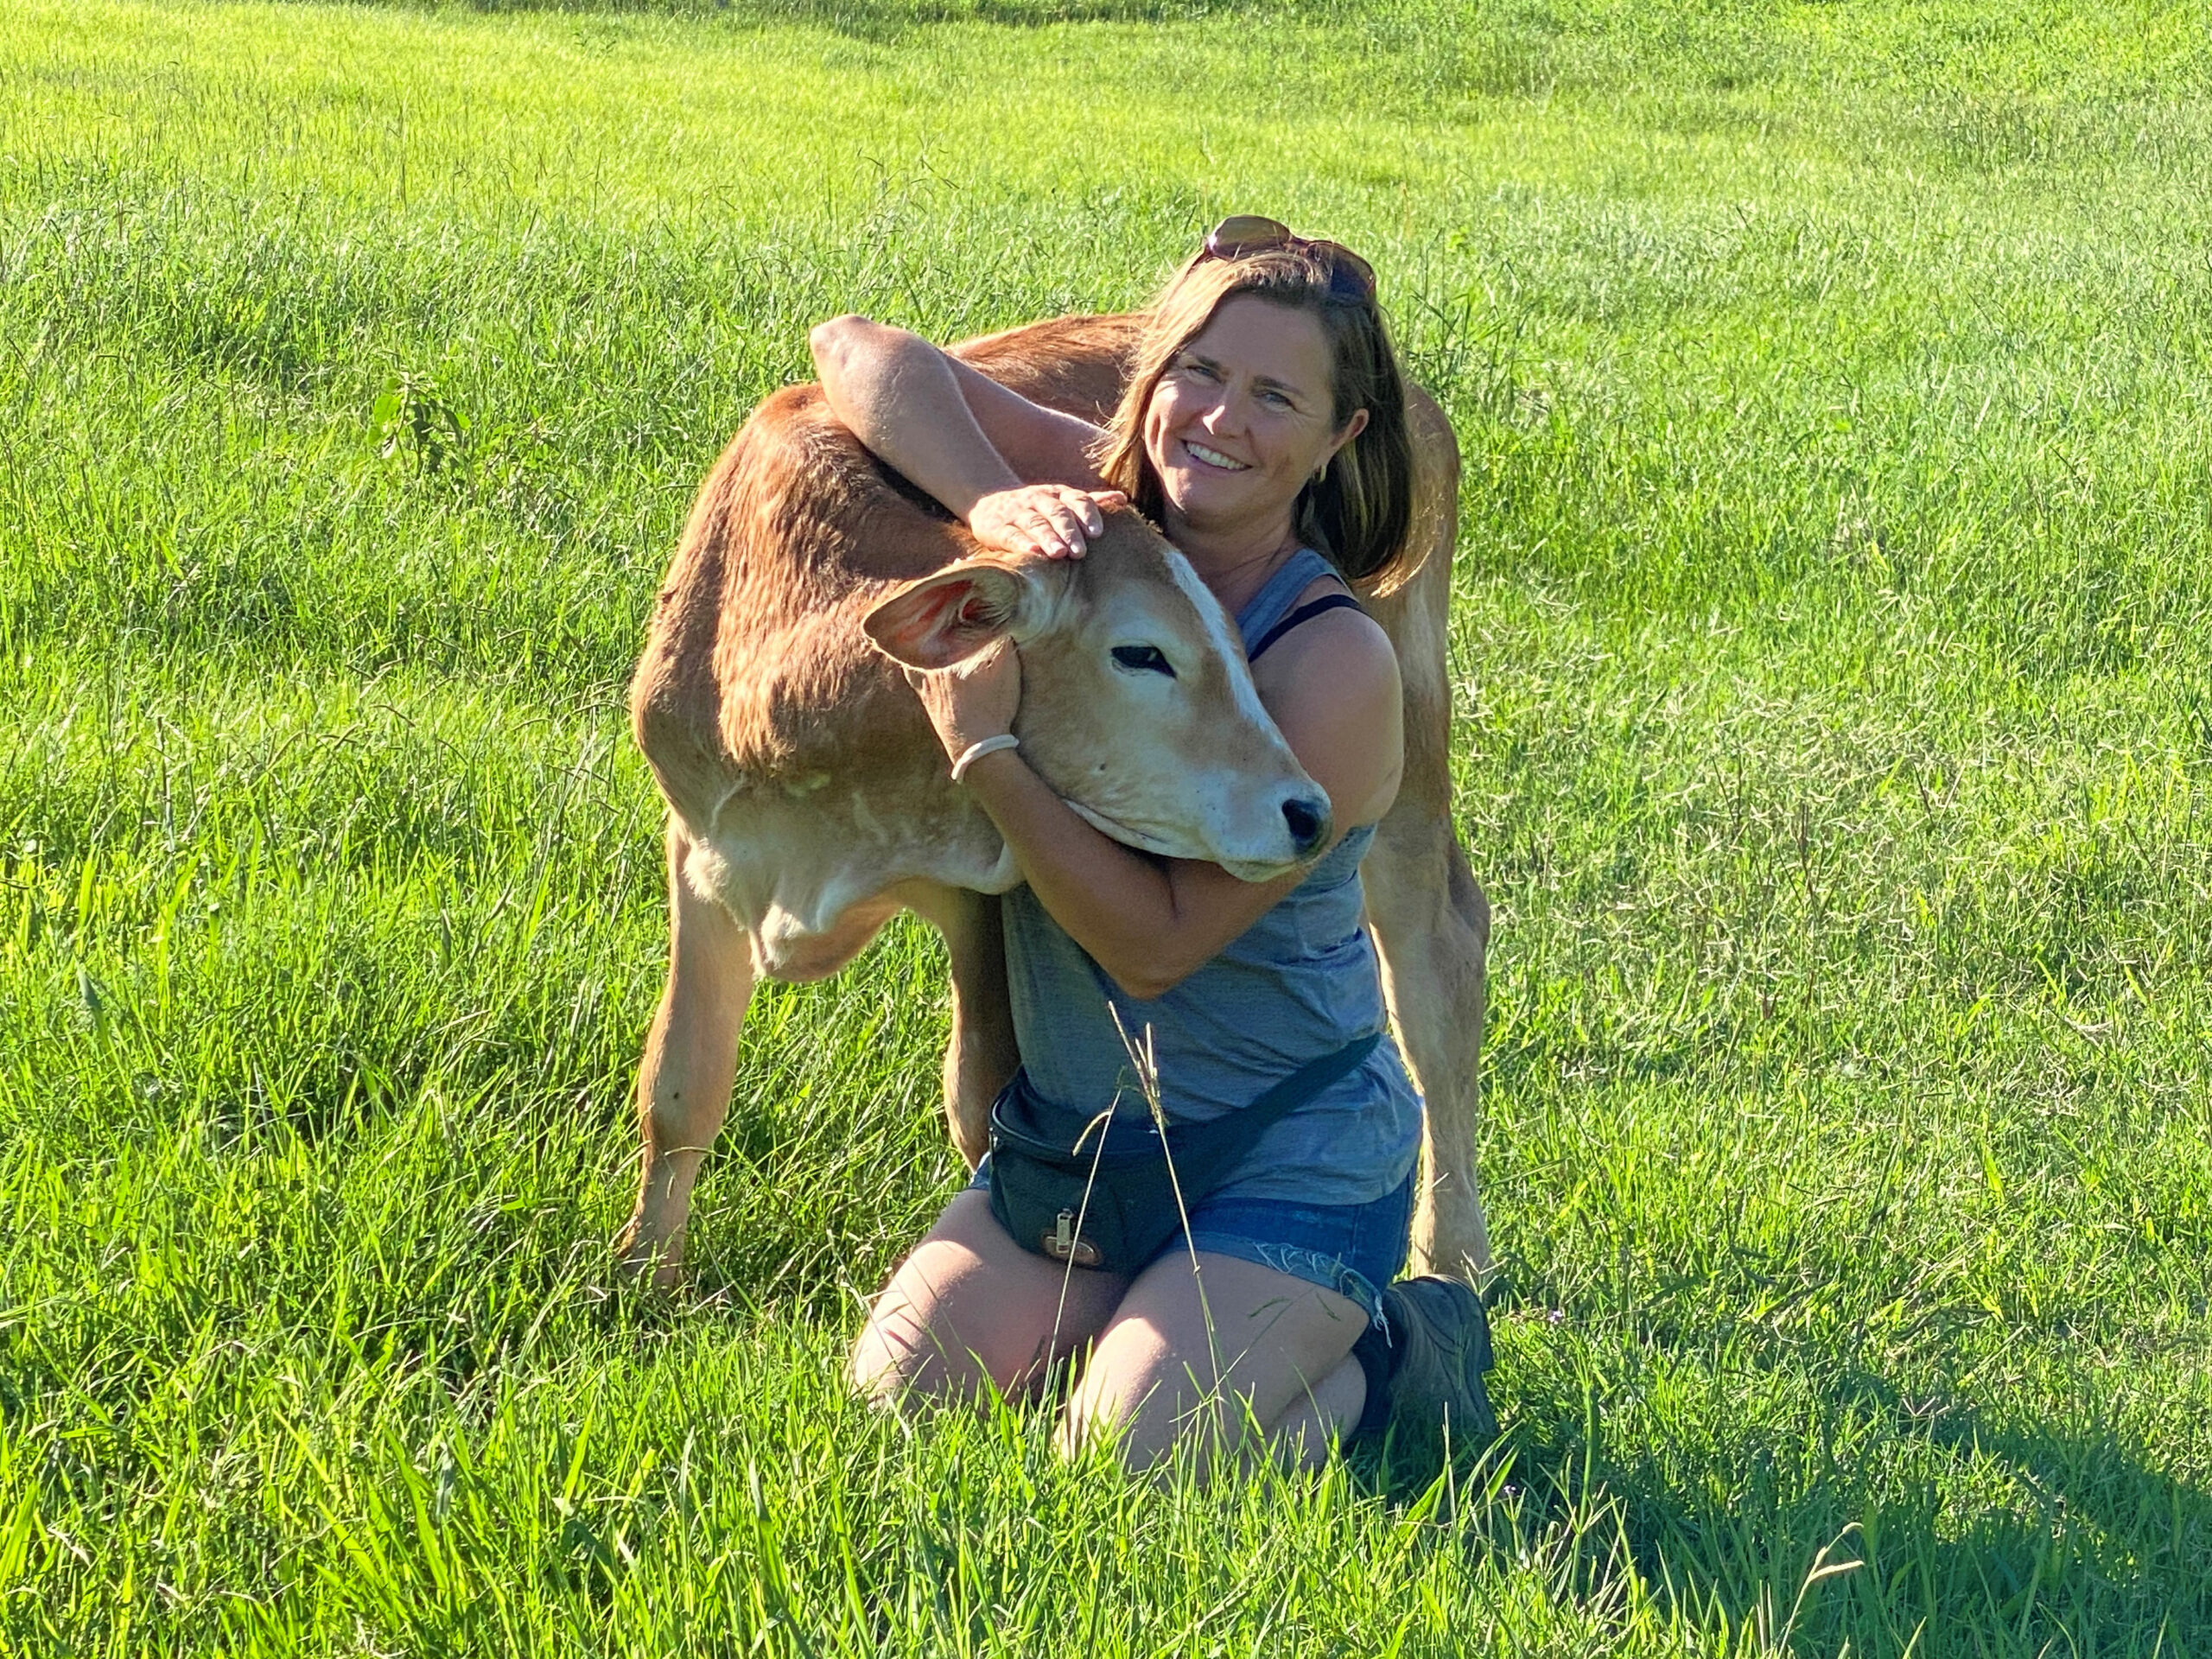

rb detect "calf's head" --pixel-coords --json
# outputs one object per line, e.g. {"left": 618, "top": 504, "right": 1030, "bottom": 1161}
{"left": 862, "top": 512, "right": 1329, "bottom": 880}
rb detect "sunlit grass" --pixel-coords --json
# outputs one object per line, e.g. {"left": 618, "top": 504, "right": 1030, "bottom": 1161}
{"left": 2, "top": 0, "right": 2209, "bottom": 1650}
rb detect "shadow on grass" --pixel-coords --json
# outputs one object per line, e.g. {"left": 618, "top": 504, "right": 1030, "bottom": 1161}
{"left": 1482, "top": 1357, "right": 2211, "bottom": 1656}
{"left": 644, "top": 1146, "right": 2208, "bottom": 1655}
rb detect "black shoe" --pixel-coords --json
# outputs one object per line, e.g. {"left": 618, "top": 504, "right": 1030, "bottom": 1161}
{"left": 1370, "top": 1275, "right": 1497, "bottom": 1448}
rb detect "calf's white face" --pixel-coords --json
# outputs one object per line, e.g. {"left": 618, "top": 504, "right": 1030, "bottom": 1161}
{"left": 861, "top": 516, "right": 1329, "bottom": 880}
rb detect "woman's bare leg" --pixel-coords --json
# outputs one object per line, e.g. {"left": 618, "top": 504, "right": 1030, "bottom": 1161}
{"left": 850, "top": 1190, "right": 1127, "bottom": 1409}
{"left": 1060, "top": 1250, "right": 1370, "bottom": 1471}
{"left": 1267, "top": 1356, "right": 1369, "bottom": 1471}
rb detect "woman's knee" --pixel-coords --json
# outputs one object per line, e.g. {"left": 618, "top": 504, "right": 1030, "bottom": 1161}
{"left": 1057, "top": 1251, "right": 1371, "bottom": 1465}
{"left": 849, "top": 1235, "right": 1002, "bottom": 1408}
{"left": 849, "top": 1319, "right": 980, "bottom": 1412}
{"left": 1058, "top": 1325, "right": 1146, "bottom": 1423}
{"left": 1058, "top": 1339, "right": 1358, "bottom": 1470}
{"left": 848, "top": 1278, "right": 938, "bottom": 1407}
{"left": 1057, "top": 1320, "right": 1233, "bottom": 1465}
{"left": 849, "top": 1192, "right": 1124, "bottom": 1410}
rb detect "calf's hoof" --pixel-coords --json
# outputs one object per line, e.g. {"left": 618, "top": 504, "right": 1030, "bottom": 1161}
{"left": 1408, "top": 1193, "right": 1492, "bottom": 1285}
{"left": 612, "top": 1219, "right": 687, "bottom": 1290}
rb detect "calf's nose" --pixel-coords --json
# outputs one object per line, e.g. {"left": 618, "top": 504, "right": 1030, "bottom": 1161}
{"left": 1281, "top": 795, "right": 1331, "bottom": 855}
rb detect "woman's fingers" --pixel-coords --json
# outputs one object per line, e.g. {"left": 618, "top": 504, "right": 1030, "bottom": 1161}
{"left": 1028, "top": 513, "right": 1073, "bottom": 558}
{"left": 1019, "top": 496, "right": 1082, "bottom": 560}
{"left": 970, "top": 485, "right": 1129, "bottom": 561}
{"left": 1039, "top": 486, "right": 1126, "bottom": 558}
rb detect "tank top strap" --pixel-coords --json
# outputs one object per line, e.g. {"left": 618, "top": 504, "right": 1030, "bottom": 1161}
{"left": 1232, "top": 547, "right": 1340, "bottom": 654}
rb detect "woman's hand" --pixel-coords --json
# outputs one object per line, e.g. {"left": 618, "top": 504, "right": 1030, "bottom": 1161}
{"left": 908, "top": 639, "right": 1022, "bottom": 770}
{"left": 968, "top": 486, "right": 1128, "bottom": 560}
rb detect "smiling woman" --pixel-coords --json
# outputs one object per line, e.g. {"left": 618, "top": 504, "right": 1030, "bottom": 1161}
{"left": 817, "top": 219, "right": 1497, "bottom": 1471}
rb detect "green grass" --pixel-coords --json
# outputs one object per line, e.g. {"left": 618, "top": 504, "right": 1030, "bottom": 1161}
{"left": 4, "top": 0, "right": 2211, "bottom": 1650}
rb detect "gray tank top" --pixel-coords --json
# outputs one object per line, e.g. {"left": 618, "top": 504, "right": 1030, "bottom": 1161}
{"left": 1001, "top": 548, "right": 1423, "bottom": 1206}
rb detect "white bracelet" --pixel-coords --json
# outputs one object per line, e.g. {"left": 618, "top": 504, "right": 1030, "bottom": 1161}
{"left": 949, "top": 734, "right": 1020, "bottom": 783}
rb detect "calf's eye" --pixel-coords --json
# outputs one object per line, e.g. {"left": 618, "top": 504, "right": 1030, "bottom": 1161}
{"left": 1111, "top": 645, "right": 1177, "bottom": 678}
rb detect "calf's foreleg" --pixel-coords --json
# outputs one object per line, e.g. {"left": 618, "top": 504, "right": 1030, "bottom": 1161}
{"left": 616, "top": 824, "right": 755, "bottom": 1286}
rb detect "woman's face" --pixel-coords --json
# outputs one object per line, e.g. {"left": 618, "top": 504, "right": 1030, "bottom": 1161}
{"left": 1142, "top": 295, "right": 1367, "bottom": 539}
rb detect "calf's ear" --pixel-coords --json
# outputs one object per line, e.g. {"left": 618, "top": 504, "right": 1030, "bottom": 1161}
{"left": 862, "top": 560, "right": 1043, "bottom": 670}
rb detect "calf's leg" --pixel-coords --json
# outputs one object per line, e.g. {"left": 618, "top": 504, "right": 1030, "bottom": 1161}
{"left": 1366, "top": 806, "right": 1494, "bottom": 1281}
{"left": 1364, "top": 461, "right": 1495, "bottom": 1281}
{"left": 900, "top": 883, "right": 1019, "bottom": 1167}
{"left": 616, "top": 824, "right": 754, "bottom": 1285}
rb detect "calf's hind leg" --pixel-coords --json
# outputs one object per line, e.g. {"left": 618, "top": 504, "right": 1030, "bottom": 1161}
{"left": 616, "top": 824, "right": 755, "bottom": 1286}
{"left": 1363, "top": 385, "right": 1494, "bottom": 1282}
{"left": 900, "top": 883, "right": 1020, "bottom": 1168}
{"left": 1367, "top": 808, "right": 1494, "bottom": 1281}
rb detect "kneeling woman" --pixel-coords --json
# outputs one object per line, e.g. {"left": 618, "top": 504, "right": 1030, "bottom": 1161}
{"left": 817, "top": 219, "right": 1492, "bottom": 1468}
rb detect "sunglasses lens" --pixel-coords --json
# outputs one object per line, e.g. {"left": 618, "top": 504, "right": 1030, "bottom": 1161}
{"left": 1205, "top": 214, "right": 1293, "bottom": 257}
{"left": 1201, "top": 218, "right": 1377, "bottom": 302}
{"left": 1317, "top": 242, "right": 1377, "bottom": 301}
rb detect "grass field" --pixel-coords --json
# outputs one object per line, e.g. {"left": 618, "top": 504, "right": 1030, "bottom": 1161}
{"left": 4, "top": 0, "right": 2211, "bottom": 1650}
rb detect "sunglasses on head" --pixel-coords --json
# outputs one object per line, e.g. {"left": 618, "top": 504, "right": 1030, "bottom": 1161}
{"left": 1201, "top": 215, "right": 1378, "bottom": 304}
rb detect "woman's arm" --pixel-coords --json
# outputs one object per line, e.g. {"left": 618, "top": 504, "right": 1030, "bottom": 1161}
{"left": 810, "top": 315, "right": 1120, "bottom": 559}
{"left": 913, "top": 609, "right": 1404, "bottom": 1000}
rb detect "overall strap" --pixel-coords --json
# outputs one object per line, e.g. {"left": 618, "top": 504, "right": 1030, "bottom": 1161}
{"left": 1235, "top": 1030, "right": 1382, "bottom": 1132}
{"left": 1232, "top": 547, "right": 1340, "bottom": 653}
{"left": 1248, "top": 593, "right": 1366, "bottom": 664}
{"left": 1173, "top": 1031, "right": 1382, "bottom": 1160}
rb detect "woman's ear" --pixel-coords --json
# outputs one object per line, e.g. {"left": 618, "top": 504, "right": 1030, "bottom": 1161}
{"left": 1332, "top": 407, "right": 1370, "bottom": 457}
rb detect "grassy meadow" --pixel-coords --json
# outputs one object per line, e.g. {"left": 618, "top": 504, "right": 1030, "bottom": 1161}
{"left": 3, "top": 0, "right": 2210, "bottom": 1649}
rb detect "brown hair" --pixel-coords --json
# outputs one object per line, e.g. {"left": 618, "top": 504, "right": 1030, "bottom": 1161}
{"left": 1095, "top": 240, "right": 1415, "bottom": 589}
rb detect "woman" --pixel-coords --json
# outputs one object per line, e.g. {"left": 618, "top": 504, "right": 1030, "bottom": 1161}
{"left": 816, "top": 219, "right": 1493, "bottom": 1469}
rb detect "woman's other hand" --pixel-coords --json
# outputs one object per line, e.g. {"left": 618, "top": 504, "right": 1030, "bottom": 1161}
{"left": 908, "top": 639, "right": 1023, "bottom": 769}
{"left": 969, "top": 486, "right": 1128, "bottom": 561}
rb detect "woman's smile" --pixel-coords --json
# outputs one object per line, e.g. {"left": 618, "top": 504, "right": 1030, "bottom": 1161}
{"left": 1181, "top": 438, "right": 1252, "bottom": 472}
